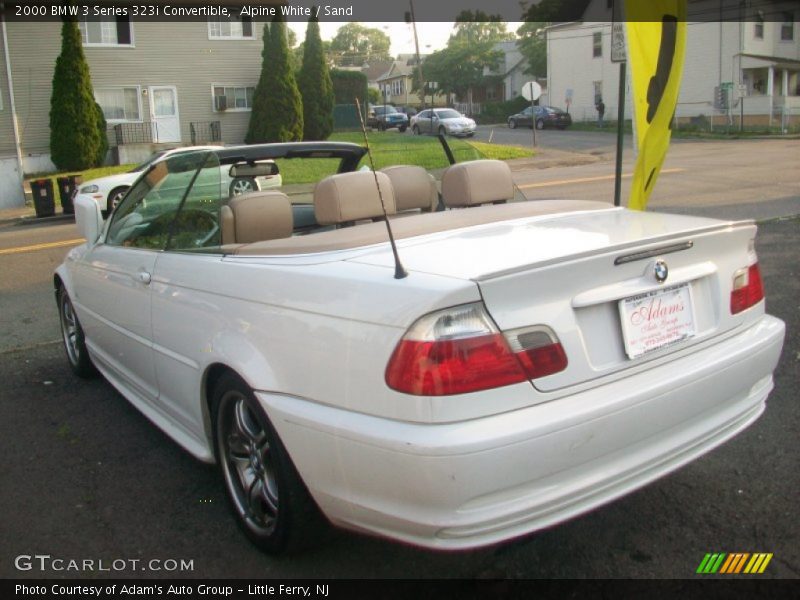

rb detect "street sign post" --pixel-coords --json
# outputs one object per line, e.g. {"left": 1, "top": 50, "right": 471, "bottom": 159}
{"left": 611, "top": 22, "right": 626, "bottom": 63}
{"left": 522, "top": 81, "right": 542, "bottom": 147}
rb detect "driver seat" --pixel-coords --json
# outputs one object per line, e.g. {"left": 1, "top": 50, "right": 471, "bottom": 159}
{"left": 221, "top": 191, "right": 294, "bottom": 245}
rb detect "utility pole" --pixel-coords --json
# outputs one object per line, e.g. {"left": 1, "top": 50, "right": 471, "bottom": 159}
{"left": 407, "top": 1, "right": 425, "bottom": 111}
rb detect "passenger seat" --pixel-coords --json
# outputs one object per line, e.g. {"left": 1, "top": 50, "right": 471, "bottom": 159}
{"left": 221, "top": 191, "right": 294, "bottom": 245}
{"left": 314, "top": 171, "right": 396, "bottom": 226}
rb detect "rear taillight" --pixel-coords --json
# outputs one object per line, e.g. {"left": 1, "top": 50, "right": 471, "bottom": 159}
{"left": 730, "top": 263, "right": 764, "bottom": 314}
{"left": 505, "top": 326, "right": 569, "bottom": 380}
{"left": 385, "top": 303, "right": 567, "bottom": 396}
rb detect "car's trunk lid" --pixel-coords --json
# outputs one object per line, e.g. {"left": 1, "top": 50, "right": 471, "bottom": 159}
{"left": 351, "top": 207, "right": 760, "bottom": 391}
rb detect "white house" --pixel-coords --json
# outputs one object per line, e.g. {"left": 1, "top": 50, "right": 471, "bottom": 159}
{"left": 545, "top": 0, "right": 800, "bottom": 126}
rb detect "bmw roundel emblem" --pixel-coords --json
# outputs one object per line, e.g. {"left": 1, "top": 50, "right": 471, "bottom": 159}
{"left": 654, "top": 260, "right": 668, "bottom": 283}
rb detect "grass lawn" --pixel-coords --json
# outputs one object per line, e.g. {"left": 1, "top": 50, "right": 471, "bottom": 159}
{"left": 23, "top": 132, "right": 534, "bottom": 192}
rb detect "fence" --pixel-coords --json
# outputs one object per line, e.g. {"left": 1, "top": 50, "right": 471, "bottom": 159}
{"left": 190, "top": 121, "right": 222, "bottom": 144}
{"left": 333, "top": 104, "right": 364, "bottom": 130}
{"left": 454, "top": 102, "right": 481, "bottom": 116}
{"left": 563, "top": 99, "right": 800, "bottom": 134}
{"left": 113, "top": 122, "right": 155, "bottom": 146}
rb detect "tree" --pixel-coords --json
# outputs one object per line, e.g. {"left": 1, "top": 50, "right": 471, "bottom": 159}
{"left": 246, "top": 16, "right": 303, "bottom": 143}
{"left": 412, "top": 14, "right": 508, "bottom": 104}
{"left": 521, "top": 0, "right": 591, "bottom": 21}
{"left": 516, "top": 21, "right": 548, "bottom": 78}
{"left": 450, "top": 11, "right": 514, "bottom": 44}
{"left": 298, "top": 16, "right": 334, "bottom": 140}
{"left": 50, "top": 18, "right": 107, "bottom": 170}
{"left": 329, "top": 23, "right": 390, "bottom": 67}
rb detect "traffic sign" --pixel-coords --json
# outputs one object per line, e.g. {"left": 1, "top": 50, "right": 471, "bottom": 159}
{"left": 522, "top": 81, "right": 542, "bottom": 102}
{"left": 611, "top": 22, "right": 626, "bottom": 63}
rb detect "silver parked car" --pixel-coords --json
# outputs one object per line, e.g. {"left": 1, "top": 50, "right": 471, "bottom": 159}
{"left": 411, "top": 108, "right": 476, "bottom": 137}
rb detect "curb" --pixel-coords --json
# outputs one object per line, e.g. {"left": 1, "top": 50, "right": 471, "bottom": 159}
{"left": 4, "top": 213, "right": 75, "bottom": 227}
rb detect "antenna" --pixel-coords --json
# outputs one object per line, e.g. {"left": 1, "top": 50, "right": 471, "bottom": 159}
{"left": 355, "top": 98, "right": 408, "bottom": 280}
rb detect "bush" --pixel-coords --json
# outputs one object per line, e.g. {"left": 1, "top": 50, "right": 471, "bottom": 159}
{"left": 298, "top": 17, "right": 334, "bottom": 141}
{"left": 475, "top": 96, "right": 530, "bottom": 125}
{"left": 50, "top": 18, "right": 107, "bottom": 170}
{"left": 331, "top": 70, "right": 368, "bottom": 106}
{"left": 246, "top": 17, "right": 303, "bottom": 143}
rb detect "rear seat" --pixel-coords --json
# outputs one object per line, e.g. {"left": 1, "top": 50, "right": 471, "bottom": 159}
{"left": 441, "top": 159, "right": 514, "bottom": 208}
{"left": 221, "top": 191, "right": 293, "bottom": 245}
{"left": 380, "top": 165, "right": 439, "bottom": 214}
{"left": 314, "top": 170, "right": 396, "bottom": 226}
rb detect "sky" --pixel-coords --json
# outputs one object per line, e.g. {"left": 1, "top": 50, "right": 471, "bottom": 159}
{"left": 287, "top": 21, "right": 524, "bottom": 57}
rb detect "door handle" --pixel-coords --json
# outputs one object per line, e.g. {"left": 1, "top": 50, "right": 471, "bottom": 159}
{"left": 137, "top": 271, "right": 152, "bottom": 285}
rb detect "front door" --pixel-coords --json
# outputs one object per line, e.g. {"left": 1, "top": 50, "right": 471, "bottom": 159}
{"left": 149, "top": 86, "right": 181, "bottom": 143}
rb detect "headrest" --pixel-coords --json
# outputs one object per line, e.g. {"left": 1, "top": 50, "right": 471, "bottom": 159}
{"left": 221, "top": 191, "right": 293, "bottom": 244}
{"left": 380, "top": 165, "right": 437, "bottom": 212}
{"left": 314, "top": 171, "right": 396, "bottom": 226}
{"left": 441, "top": 160, "right": 514, "bottom": 208}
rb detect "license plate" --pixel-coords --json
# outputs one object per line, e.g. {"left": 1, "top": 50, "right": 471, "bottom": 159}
{"left": 619, "top": 283, "right": 696, "bottom": 359}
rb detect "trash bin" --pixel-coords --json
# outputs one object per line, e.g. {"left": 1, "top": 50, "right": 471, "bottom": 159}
{"left": 30, "top": 179, "right": 56, "bottom": 218}
{"left": 56, "top": 175, "right": 81, "bottom": 214}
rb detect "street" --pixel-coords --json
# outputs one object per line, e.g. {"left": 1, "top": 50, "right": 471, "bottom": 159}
{"left": 0, "top": 136, "right": 798, "bottom": 579}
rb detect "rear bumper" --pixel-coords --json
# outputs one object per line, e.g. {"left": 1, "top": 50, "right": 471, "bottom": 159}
{"left": 259, "top": 314, "right": 785, "bottom": 550}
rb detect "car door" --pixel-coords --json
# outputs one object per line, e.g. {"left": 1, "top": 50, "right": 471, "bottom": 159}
{"left": 416, "top": 110, "right": 431, "bottom": 132}
{"left": 71, "top": 152, "right": 211, "bottom": 404}
{"left": 520, "top": 107, "right": 534, "bottom": 127}
{"left": 149, "top": 153, "right": 225, "bottom": 438}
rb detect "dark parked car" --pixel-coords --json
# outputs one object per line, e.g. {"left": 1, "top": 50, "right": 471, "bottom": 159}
{"left": 508, "top": 105, "right": 572, "bottom": 130}
{"left": 395, "top": 105, "right": 418, "bottom": 118}
{"left": 368, "top": 105, "right": 409, "bottom": 132}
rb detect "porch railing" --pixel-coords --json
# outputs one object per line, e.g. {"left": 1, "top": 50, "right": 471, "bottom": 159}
{"left": 190, "top": 121, "right": 222, "bottom": 144}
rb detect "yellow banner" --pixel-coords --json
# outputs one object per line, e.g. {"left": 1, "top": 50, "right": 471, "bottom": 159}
{"left": 625, "top": 1, "right": 687, "bottom": 210}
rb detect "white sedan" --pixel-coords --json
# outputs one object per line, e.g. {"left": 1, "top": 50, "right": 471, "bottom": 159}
{"left": 74, "top": 145, "right": 281, "bottom": 216}
{"left": 57, "top": 141, "right": 785, "bottom": 553}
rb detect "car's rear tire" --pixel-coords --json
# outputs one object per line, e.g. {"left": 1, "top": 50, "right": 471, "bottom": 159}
{"left": 212, "top": 372, "right": 325, "bottom": 554}
{"left": 399, "top": 125, "right": 407, "bottom": 133}
{"left": 58, "top": 285, "right": 96, "bottom": 378}
{"left": 108, "top": 186, "right": 130, "bottom": 212}
{"left": 536, "top": 119, "right": 545, "bottom": 130}
{"left": 229, "top": 177, "right": 257, "bottom": 197}
{"left": 508, "top": 119, "right": 517, "bottom": 129}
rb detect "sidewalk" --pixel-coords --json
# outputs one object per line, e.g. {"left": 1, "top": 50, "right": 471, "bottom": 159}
{"left": 0, "top": 203, "right": 75, "bottom": 226}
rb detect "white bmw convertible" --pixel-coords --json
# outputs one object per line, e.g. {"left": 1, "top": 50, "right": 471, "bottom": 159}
{"left": 56, "top": 140, "right": 785, "bottom": 553}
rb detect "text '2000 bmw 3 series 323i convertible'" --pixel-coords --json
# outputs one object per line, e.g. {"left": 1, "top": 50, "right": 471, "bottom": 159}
{"left": 56, "top": 140, "right": 785, "bottom": 553}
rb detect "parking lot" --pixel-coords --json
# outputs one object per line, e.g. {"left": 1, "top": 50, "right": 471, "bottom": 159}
{"left": 0, "top": 137, "right": 797, "bottom": 579}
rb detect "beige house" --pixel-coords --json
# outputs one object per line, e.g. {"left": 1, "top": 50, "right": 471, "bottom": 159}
{"left": 376, "top": 56, "right": 450, "bottom": 108}
{"left": 1, "top": 15, "right": 269, "bottom": 208}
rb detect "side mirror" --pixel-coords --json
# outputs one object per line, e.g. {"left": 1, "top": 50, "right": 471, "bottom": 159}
{"left": 74, "top": 194, "right": 103, "bottom": 245}
{"left": 432, "top": 115, "right": 439, "bottom": 121}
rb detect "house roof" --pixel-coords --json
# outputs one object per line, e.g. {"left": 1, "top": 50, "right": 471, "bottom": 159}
{"left": 361, "top": 61, "right": 396, "bottom": 83}
{"left": 376, "top": 60, "right": 415, "bottom": 82}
